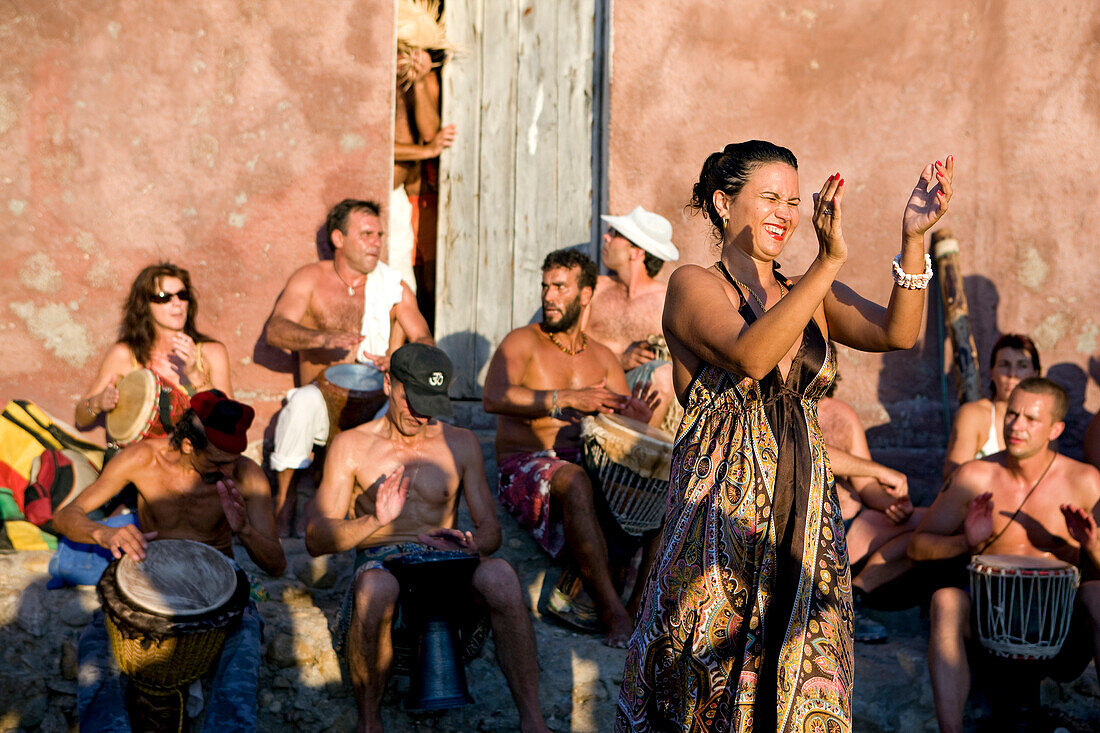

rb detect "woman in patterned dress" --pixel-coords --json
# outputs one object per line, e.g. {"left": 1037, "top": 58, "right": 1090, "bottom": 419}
{"left": 616, "top": 141, "right": 953, "bottom": 732}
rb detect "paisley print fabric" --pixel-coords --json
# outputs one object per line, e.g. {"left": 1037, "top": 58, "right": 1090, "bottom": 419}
{"left": 616, "top": 268, "right": 853, "bottom": 732}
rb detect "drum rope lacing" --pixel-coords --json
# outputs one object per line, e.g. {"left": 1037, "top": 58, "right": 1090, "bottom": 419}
{"left": 974, "top": 452, "right": 1057, "bottom": 555}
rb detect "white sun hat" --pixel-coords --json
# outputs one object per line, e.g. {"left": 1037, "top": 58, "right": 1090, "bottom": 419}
{"left": 600, "top": 206, "right": 679, "bottom": 262}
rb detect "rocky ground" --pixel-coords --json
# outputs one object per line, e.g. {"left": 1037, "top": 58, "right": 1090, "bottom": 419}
{"left": 1, "top": 433, "right": 1098, "bottom": 732}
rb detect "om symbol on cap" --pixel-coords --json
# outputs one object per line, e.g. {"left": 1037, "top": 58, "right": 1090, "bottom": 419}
{"left": 428, "top": 372, "right": 444, "bottom": 387}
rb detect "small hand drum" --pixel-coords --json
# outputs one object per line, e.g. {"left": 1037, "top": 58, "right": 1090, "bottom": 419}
{"left": 316, "top": 363, "right": 386, "bottom": 435}
{"left": 581, "top": 413, "right": 674, "bottom": 536}
{"left": 969, "top": 554, "right": 1080, "bottom": 660}
{"left": 106, "top": 369, "right": 163, "bottom": 446}
{"left": 97, "top": 538, "right": 249, "bottom": 690}
{"left": 383, "top": 550, "right": 480, "bottom": 712}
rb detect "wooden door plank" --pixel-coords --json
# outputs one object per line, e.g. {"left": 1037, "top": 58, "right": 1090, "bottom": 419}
{"left": 437, "top": 0, "right": 484, "bottom": 397}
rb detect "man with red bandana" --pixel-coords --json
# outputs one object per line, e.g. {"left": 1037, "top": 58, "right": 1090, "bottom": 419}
{"left": 54, "top": 390, "right": 285, "bottom": 731}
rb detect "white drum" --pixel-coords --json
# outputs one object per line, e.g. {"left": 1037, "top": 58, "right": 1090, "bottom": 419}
{"left": 581, "top": 413, "right": 673, "bottom": 536}
{"left": 968, "top": 553, "right": 1079, "bottom": 660}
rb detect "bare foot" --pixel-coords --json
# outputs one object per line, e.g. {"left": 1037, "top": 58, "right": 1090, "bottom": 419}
{"left": 603, "top": 611, "right": 633, "bottom": 649}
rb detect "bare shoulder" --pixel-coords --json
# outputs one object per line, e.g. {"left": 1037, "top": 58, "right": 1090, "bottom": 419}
{"left": 951, "top": 457, "right": 999, "bottom": 495}
{"left": 440, "top": 422, "right": 481, "bottom": 461}
{"left": 667, "top": 263, "right": 716, "bottom": 291}
{"left": 198, "top": 339, "right": 230, "bottom": 360}
{"left": 498, "top": 324, "right": 540, "bottom": 354}
{"left": 819, "top": 396, "right": 860, "bottom": 425}
{"left": 1059, "top": 454, "right": 1100, "bottom": 497}
{"left": 101, "top": 342, "right": 136, "bottom": 370}
{"left": 955, "top": 398, "right": 993, "bottom": 424}
{"left": 232, "top": 456, "right": 268, "bottom": 489}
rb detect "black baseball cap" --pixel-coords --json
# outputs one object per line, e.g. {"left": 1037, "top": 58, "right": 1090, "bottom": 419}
{"left": 389, "top": 343, "right": 453, "bottom": 418}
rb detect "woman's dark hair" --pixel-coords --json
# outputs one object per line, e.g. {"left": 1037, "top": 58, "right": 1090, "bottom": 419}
{"left": 988, "top": 333, "right": 1041, "bottom": 397}
{"left": 120, "top": 263, "right": 212, "bottom": 366}
{"left": 169, "top": 409, "right": 208, "bottom": 451}
{"left": 689, "top": 140, "right": 798, "bottom": 241}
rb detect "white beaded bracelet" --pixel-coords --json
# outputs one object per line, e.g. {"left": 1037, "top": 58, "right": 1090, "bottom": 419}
{"left": 892, "top": 254, "right": 933, "bottom": 290}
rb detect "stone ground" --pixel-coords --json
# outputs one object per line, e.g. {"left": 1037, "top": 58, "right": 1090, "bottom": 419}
{"left": 1, "top": 432, "right": 1098, "bottom": 732}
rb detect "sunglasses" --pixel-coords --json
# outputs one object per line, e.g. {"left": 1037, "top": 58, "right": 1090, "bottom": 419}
{"left": 148, "top": 289, "right": 192, "bottom": 304}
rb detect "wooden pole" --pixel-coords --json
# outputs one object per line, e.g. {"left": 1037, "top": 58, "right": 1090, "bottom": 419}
{"left": 932, "top": 229, "right": 982, "bottom": 405}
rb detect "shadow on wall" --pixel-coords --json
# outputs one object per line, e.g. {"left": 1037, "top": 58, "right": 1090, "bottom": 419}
{"left": 1048, "top": 362, "right": 1092, "bottom": 462}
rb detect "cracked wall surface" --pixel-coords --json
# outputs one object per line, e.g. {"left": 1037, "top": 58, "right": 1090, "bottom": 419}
{"left": 1, "top": 0, "right": 395, "bottom": 441}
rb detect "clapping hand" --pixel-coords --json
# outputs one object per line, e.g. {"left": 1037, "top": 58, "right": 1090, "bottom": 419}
{"left": 619, "top": 381, "right": 660, "bottom": 424}
{"left": 1060, "top": 504, "right": 1099, "bottom": 558}
{"left": 374, "top": 467, "right": 410, "bottom": 527}
{"left": 964, "top": 492, "right": 995, "bottom": 551}
{"left": 812, "top": 173, "right": 847, "bottom": 265}
{"left": 902, "top": 156, "right": 953, "bottom": 238}
{"left": 217, "top": 479, "right": 249, "bottom": 534}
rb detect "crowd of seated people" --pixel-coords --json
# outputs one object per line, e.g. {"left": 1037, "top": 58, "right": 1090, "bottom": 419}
{"left": 10, "top": 194, "right": 1100, "bottom": 731}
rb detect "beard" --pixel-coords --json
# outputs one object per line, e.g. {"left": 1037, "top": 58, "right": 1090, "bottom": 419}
{"left": 542, "top": 295, "right": 583, "bottom": 333}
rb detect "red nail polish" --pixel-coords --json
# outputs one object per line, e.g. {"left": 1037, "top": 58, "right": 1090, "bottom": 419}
{"left": 839, "top": 178, "right": 844, "bottom": 186}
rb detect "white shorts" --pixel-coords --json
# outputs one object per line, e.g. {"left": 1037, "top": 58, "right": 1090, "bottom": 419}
{"left": 269, "top": 384, "right": 328, "bottom": 472}
{"left": 268, "top": 383, "right": 390, "bottom": 472}
{"left": 388, "top": 186, "right": 416, "bottom": 294}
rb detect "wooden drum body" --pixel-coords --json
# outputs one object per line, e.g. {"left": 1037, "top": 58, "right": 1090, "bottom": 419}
{"left": 383, "top": 550, "right": 480, "bottom": 712}
{"left": 316, "top": 363, "right": 386, "bottom": 436}
{"left": 106, "top": 369, "right": 163, "bottom": 446}
{"left": 97, "top": 539, "right": 248, "bottom": 690}
{"left": 968, "top": 554, "right": 1079, "bottom": 661}
{"left": 581, "top": 413, "right": 673, "bottom": 536}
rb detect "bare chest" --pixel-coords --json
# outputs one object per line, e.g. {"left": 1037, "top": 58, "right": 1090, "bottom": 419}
{"left": 138, "top": 478, "right": 226, "bottom": 538}
{"left": 587, "top": 288, "right": 665, "bottom": 353}
{"left": 307, "top": 289, "right": 364, "bottom": 335}
{"left": 524, "top": 342, "right": 608, "bottom": 390}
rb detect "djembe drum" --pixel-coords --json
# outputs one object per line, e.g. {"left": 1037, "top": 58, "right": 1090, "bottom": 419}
{"left": 969, "top": 554, "right": 1079, "bottom": 660}
{"left": 383, "top": 550, "right": 480, "bottom": 712}
{"left": 106, "top": 369, "right": 168, "bottom": 447}
{"left": 97, "top": 539, "right": 249, "bottom": 730}
{"left": 316, "top": 363, "right": 386, "bottom": 436}
{"left": 968, "top": 554, "right": 1080, "bottom": 727}
{"left": 581, "top": 413, "right": 674, "bottom": 537}
{"left": 545, "top": 415, "right": 673, "bottom": 631}
{"left": 644, "top": 334, "right": 683, "bottom": 435}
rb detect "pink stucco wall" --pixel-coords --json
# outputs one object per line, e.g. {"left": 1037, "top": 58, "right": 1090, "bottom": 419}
{"left": 608, "top": 0, "right": 1100, "bottom": 463}
{"left": 1, "top": 0, "right": 395, "bottom": 446}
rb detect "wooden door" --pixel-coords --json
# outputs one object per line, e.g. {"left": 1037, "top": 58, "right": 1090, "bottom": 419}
{"left": 435, "top": 0, "right": 605, "bottom": 399}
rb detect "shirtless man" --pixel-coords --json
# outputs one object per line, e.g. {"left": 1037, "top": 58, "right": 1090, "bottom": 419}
{"left": 483, "top": 248, "right": 656, "bottom": 647}
{"left": 909, "top": 378, "right": 1100, "bottom": 733}
{"left": 265, "top": 199, "right": 433, "bottom": 535}
{"left": 585, "top": 206, "right": 679, "bottom": 428}
{"left": 819, "top": 380, "right": 924, "bottom": 642}
{"left": 392, "top": 44, "right": 455, "bottom": 293}
{"left": 306, "top": 344, "right": 548, "bottom": 733}
{"left": 53, "top": 390, "right": 286, "bottom": 730}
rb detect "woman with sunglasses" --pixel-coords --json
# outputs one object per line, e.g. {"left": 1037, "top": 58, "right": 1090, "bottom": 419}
{"left": 75, "top": 263, "right": 232, "bottom": 434}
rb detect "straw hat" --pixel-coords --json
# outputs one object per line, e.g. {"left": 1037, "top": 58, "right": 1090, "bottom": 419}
{"left": 600, "top": 206, "right": 680, "bottom": 262}
{"left": 397, "top": 0, "right": 460, "bottom": 54}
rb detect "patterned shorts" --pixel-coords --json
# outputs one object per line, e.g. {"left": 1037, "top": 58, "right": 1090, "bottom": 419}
{"left": 496, "top": 448, "right": 581, "bottom": 558}
{"left": 333, "top": 543, "right": 489, "bottom": 665}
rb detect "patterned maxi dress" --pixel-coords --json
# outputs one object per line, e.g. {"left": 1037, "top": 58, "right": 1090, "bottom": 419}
{"left": 616, "top": 269, "right": 854, "bottom": 733}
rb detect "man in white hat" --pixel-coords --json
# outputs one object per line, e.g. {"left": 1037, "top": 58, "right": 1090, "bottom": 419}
{"left": 586, "top": 205, "right": 680, "bottom": 429}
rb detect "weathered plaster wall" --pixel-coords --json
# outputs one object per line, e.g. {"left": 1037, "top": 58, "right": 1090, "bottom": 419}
{"left": 0, "top": 0, "right": 395, "bottom": 445}
{"left": 609, "top": 0, "right": 1100, "bottom": 461}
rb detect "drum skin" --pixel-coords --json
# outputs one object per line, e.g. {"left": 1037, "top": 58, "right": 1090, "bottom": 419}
{"left": 581, "top": 414, "right": 674, "bottom": 536}
{"left": 316, "top": 363, "right": 387, "bottom": 434}
{"left": 97, "top": 539, "right": 248, "bottom": 689}
{"left": 968, "top": 553, "right": 1080, "bottom": 660}
{"left": 106, "top": 369, "right": 160, "bottom": 445}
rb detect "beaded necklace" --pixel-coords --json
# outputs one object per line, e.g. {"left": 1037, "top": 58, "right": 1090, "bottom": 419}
{"left": 546, "top": 329, "right": 587, "bottom": 356}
